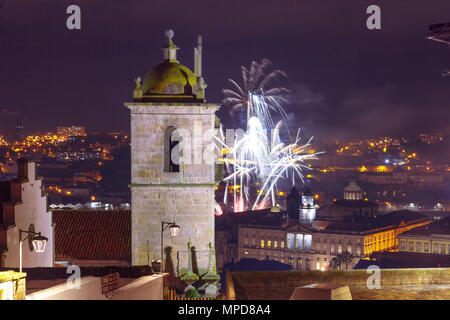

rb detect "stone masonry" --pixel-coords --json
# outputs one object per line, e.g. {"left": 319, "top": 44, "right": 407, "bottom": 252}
{"left": 125, "top": 102, "right": 220, "bottom": 276}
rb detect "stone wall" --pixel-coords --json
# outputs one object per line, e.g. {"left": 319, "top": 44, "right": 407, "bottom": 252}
{"left": 227, "top": 268, "right": 450, "bottom": 300}
{"left": 131, "top": 185, "right": 215, "bottom": 272}
{"left": 126, "top": 102, "right": 219, "bottom": 275}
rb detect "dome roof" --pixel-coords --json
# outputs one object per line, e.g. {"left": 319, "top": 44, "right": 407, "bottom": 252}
{"left": 270, "top": 205, "right": 281, "bottom": 213}
{"left": 142, "top": 60, "right": 198, "bottom": 95}
{"left": 344, "top": 181, "right": 363, "bottom": 192}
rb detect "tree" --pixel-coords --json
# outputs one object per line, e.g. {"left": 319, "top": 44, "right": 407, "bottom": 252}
{"left": 329, "top": 251, "right": 354, "bottom": 270}
{"left": 329, "top": 256, "right": 341, "bottom": 270}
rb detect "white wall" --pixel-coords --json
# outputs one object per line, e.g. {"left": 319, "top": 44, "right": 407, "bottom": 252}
{"left": 112, "top": 275, "right": 164, "bottom": 300}
{"left": 27, "top": 275, "right": 164, "bottom": 300}
{"left": 4, "top": 161, "right": 54, "bottom": 268}
{"left": 27, "top": 277, "right": 107, "bottom": 300}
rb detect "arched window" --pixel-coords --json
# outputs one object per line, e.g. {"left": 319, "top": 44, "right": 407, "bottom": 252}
{"left": 164, "top": 126, "right": 179, "bottom": 172}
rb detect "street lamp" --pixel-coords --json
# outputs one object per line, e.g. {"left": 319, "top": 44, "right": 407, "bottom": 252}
{"left": 160, "top": 221, "right": 180, "bottom": 273}
{"left": 19, "top": 229, "right": 48, "bottom": 273}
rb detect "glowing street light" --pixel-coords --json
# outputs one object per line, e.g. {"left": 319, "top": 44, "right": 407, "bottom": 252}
{"left": 160, "top": 221, "right": 181, "bottom": 273}
{"left": 19, "top": 229, "right": 48, "bottom": 273}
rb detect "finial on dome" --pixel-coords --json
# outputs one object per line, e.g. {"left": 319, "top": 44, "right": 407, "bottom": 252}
{"left": 162, "top": 29, "right": 179, "bottom": 62}
{"left": 165, "top": 29, "right": 174, "bottom": 40}
{"left": 133, "top": 76, "right": 142, "bottom": 99}
{"left": 134, "top": 76, "right": 141, "bottom": 88}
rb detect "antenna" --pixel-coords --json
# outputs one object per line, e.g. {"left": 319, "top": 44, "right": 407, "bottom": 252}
{"left": 194, "top": 35, "right": 207, "bottom": 99}
{"left": 194, "top": 35, "right": 202, "bottom": 77}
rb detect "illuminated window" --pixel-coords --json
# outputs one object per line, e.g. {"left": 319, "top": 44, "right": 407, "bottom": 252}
{"left": 304, "top": 234, "right": 312, "bottom": 250}
{"left": 267, "top": 240, "right": 272, "bottom": 249}
{"left": 295, "top": 234, "right": 304, "bottom": 250}
{"left": 347, "top": 246, "right": 352, "bottom": 254}
{"left": 281, "top": 241, "right": 285, "bottom": 249}
{"left": 287, "top": 234, "right": 294, "bottom": 250}
{"left": 274, "top": 241, "right": 278, "bottom": 249}
{"left": 408, "top": 242, "right": 414, "bottom": 252}
{"left": 441, "top": 245, "right": 446, "bottom": 254}
{"left": 261, "top": 240, "right": 265, "bottom": 248}
{"left": 356, "top": 247, "right": 361, "bottom": 256}
{"left": 433, "top": 244, "right": 439, "bottom": 254}
{"left": 416, "top": 242, "right": 421, "bottom": 252}
{"left": 424, "top": 243, "right": 429, "bottom": 253}
{"left": 330, "top": 244, "right": 335, "bottom": 254}
{"left": 399, "top": 241, "right": 406, "bottom": 251}
{"left": 338, "top": 244, "right": 342, "bottom": 254}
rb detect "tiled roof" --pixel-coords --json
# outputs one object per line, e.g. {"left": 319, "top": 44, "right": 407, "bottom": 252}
{"left": 321, "top": 210, "right": 430, "bottom": 233}
{"left": 334, "top": 199, "right": 378, "bottom": 207}
{"left": 216, "top": 209, "right": 289, "bottom": 231}
{"left": 354, "top": 251, "right": 450, "bottom": 269}
{"left": 401, "top": 216, "right": 450, "bottom": 237}
{"left": 53, "top": 210, "right": 131, "bottom": 261}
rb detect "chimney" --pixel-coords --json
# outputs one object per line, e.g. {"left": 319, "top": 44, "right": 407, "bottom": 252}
{"left": 17, "top": 158, "right": 29, "bottom": 178}
{"left": 17, "top": 158, "right": 35, "bottom": 180}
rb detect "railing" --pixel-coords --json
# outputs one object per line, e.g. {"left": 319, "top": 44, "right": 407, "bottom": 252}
{"left": 241, "top": 246, "right": 320, "bottom": 253}
{"left": 167, "top": 289, "right": 216, "bottom": 300}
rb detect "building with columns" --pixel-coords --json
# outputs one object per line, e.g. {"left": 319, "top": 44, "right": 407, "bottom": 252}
{"left": 233, "top": 209, "right": 431, "bottom": 271}
{"left": 125, "top": 30, "right": 220, "bottom": 276}
{"left": 216, "top": 182, "right": 432, "bottom": 271}
{"left": 343, "top": 181, "right": 363, "bottom": 200}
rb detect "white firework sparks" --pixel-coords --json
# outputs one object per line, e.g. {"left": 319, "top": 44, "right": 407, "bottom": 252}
{"left": 222, "top": 59, "right": 291, "bottom": 115}
{"left": 217, "top": 93, "right": 323, "bottom": 212}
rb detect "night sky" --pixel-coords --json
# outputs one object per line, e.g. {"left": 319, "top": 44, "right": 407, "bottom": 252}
{"left": 0, "top": 0, "right": 449, "bottom": 139}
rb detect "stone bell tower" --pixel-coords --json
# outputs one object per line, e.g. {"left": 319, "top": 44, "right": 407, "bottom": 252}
{"left": 125, "top": 30, "right": 220, "bottom": 275}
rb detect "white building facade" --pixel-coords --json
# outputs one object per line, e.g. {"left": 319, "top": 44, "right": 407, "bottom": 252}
{"left": 1, "top": 159, "right": 53, "bottom": 268}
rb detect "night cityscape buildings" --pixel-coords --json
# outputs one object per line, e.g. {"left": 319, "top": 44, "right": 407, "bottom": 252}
{"left": 0, "top": 0, "right": 449, "bottom": 304}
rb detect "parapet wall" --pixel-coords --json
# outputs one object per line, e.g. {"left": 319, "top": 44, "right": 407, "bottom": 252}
{"left": 227, "top": 268, "right": 450, "bottom": 300}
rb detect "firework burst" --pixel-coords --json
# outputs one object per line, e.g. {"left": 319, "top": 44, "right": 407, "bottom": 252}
{"left": 222, "top": 59, "right": 291, "bottom": 117}
{"left": 218, "top": 59, "right": 322, "bottom": 212}
{"left": 217, "top": 117, "right": 322, "bottom": 211}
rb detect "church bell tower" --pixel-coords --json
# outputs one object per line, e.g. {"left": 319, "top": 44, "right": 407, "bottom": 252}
{"left": 125, "top": 30, "right": 220, "bottom": 275}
